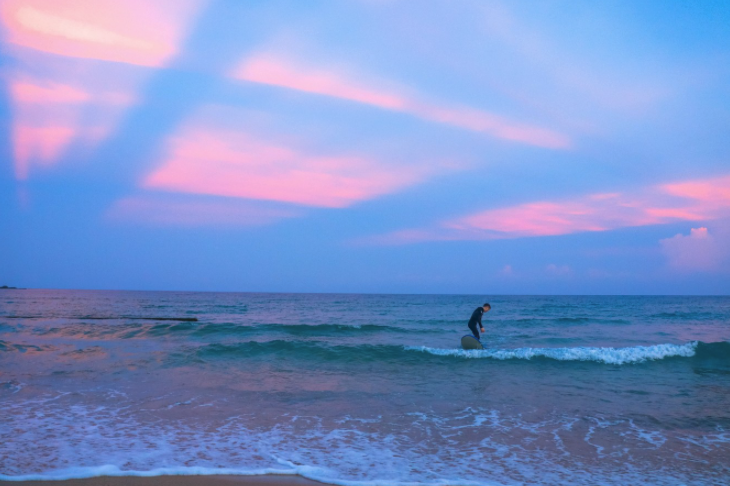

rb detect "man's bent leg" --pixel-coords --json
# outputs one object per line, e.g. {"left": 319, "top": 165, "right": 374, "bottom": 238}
{"left": 468, "top": 322, "right": 480, "bottom": 340}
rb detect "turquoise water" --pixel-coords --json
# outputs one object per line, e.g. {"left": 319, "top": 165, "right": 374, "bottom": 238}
{"left": 1, "top": 290, "right": 729, "bottom": 485}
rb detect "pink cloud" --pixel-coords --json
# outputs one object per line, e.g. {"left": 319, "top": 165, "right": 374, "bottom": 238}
{"left": 13, "top": 125, "right": 76, "bottom": 179}
{"left": 10, "top": 78, "right": 138, "bottom": 180}
{"left": 644, "top": 207, "right": 705, "bottom": 221}
{"left": 449, "top": 201, "right": 608, "bottom": 238}
{"left": 414, "top": 104, "right": 570, "bottom": 149}
{"left": 0, "top": 0, "right": 201, "bottom": 67}
{"left": 143, "top": 124, "right": 428, "bottom": 208}
{"left": 12, "top": 81, "right": 90, "bottom": 104}
{"left": 662, "top": 176, "right": 730, "bottom": 204}
{"left": 365, "top": 174, "right": 730, "bottom": 244}
{"left": 237, "top": 55, "right": 407, "bottom": 111}
{"left": 233, "top": 53, "right": 570, "bottom": 149}
{"left": 107, "top": 194, "right": 300, "bottom": 227}
{"left": 659, "top": 227, "right": 727, "bottom": 272}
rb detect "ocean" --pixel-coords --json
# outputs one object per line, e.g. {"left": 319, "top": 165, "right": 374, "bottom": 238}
{"left": 1, "top": 290, "right": 729, "bottom": 485}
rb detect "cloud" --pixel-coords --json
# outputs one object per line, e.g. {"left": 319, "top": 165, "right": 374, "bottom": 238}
{"left": 659, "top": 227, "right": 727, "bottom": 272}
{"left": 9, "top": 77, "right": 138, "bottom": 180}
{"left": 662, "top": 178, "right": 730, "bottom": 206}
{"left": 107, "top": 193, "right": 300, "bottom": 227}
{"left": 0, "top": 0, "right": 201, "bottom": 67}
{"left": 2, "top": 0, "right": 200, "bottom": 180}
{"left": 233, "top": 53, "right": 571, "bottom": 149}
{"left": 364, "top": 174, "right": 730, "bottom": 244}
{"left": 11, "top": 81, "right": 91, "bottom": 104}
{"left": 14, "top": 125, "right": 78, "bottom": 178}
{"left": 236, "top": 54, "right": 407, "bottom": 111}
{"left": 449, "top": 200, "right": 611, "bottom": 238}
{"left": 546, "top": 263, "right": 572, "bottom": 276}
{"left": 142, "top": 107, "right": 432, "bottom": 208}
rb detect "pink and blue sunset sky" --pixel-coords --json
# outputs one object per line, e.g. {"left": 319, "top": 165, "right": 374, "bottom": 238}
{"left": 1, "top": 0, "right": 729, "bottom": 294}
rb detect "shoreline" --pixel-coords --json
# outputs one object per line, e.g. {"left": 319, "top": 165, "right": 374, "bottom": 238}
{"left": 0, "top": 475, "right": 330, "bottom": 486}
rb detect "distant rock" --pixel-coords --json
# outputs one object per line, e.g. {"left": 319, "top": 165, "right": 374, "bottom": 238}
{"left": 0, "top": 285, "right": 19, "bottom": 289}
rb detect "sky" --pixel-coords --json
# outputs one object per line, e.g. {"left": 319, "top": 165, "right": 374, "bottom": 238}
{"left": 1, "top": 0, "right": 730, "bottom": 295}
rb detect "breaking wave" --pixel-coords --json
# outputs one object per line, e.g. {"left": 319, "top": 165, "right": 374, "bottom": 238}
{"left": 406, "top": 341, "right": 706, "bottom": 365}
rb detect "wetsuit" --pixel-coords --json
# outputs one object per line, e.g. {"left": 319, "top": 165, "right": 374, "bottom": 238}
{"left": 468, "top": 307, "right": 485, "bottom": 340}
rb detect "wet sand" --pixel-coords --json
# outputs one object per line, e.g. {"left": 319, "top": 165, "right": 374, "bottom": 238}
{"left": 0, "top": 475, "right": 329, "bottom": 486}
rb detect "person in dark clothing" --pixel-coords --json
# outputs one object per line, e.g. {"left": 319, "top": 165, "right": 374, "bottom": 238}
{"left": 468, "top": 303, "right": 491, "bottom": 340}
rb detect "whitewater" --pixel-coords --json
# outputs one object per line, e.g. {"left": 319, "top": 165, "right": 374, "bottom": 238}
{"left": 408, "top": 341, "right": 699, "bottom": 364}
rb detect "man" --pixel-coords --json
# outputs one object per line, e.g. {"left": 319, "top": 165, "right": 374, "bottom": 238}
{"left": 468, "top": 303, "right": 491, "bottom": 341}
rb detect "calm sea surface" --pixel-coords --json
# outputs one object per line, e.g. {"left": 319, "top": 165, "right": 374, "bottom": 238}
{"left": 1, "top": 290, "right": 729, "bottom": 485}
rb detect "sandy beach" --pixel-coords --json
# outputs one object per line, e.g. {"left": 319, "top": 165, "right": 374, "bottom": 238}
{"left": 0, "top": 475, "right": 327, "bottom": 486}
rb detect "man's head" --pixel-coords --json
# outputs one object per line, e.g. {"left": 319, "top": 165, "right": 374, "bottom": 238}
{"left": 483, "top": 303, "right": 491, "bottom": 312}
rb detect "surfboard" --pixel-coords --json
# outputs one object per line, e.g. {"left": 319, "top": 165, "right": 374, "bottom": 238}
{"left": 461, "top": 335, "right": 483, "bottom": 350}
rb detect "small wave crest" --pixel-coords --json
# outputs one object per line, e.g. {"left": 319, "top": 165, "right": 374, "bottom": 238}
{"left": 19, "top": 322, "right": 423, "bottom": 340}
{"left": 406, "top": 342, "right": 699, "bottom": 365}
{"left": 0, "top": 465, "right": 298, "bottom": 482}
{"left": 504, "top": 317, "right": 631, "bottom": 326}
{"left": 0, "top": 463, "right": 494, "bottom": 486}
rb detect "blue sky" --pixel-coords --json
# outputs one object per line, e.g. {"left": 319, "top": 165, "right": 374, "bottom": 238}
{"left": 1, "top": 0, "right": 729, "bottom": 294}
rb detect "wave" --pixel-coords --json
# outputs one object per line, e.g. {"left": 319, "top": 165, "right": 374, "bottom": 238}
{"left": 19, "top": 322, "right": 424, "bottom": 340}
{"left": 189, "top": 323, "right": 423, "bottom": 337}
{"left": 0, "top": 463, "right": 492, "bottom": 486}
{"left": 648, "top": 311, "right": 722, "bottom": 320}
{"left": 3, "top": 315, "right": 198, "bottom": 321}
{"left": 498, "top": 317, "right": 631, "bottom": 326}
{"left": 3, "top": 325, "right": 727, "bottom": 367}
{"left": 407, "top": 342, "right": 706, "bottom": 365}
{"left": 0, "top": 465, "right": 298, "bottom": 483}
{"left": 179, "top": 340, "right": 729, "bottom": 367}
{"left": 190, "top": 340, "right": 405, "bottom": 364}
{"left": 694, "top": 341, "right": 730, "bottom": 361}
{"left": 0, "top": 339, "right": 57, "bottom": 354}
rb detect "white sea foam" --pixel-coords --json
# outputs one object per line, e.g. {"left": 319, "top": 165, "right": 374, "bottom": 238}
{"left": 2, "top": 395, "right": 724, "bottom": 486}
{"left": 0, "top": 465, "right": 296, "bottom": 482}
{"left": 0, "top": 465, "right": 495, "bottom": 486}
{"left": 406, "top": 341, "right": 698, "bottom": 365}
{"left": 0, "top": 460, "right": 502, "bottom": 486}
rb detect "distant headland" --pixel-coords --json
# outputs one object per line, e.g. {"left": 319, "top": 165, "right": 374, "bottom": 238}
{"left": 0, "top": 285, "right": 21, "bottom": 289}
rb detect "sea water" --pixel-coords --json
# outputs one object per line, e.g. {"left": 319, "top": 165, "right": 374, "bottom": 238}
{"left": 1, "top": 290, "right": 729, "bottom": 485}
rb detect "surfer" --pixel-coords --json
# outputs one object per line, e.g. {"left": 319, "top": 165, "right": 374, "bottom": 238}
{"left": 468, "top": 303, "right": 491, "bottom": 341}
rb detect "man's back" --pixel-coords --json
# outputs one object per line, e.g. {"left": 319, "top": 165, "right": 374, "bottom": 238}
{"left": 468, "top": 306, "right": 483, "bottom": 325}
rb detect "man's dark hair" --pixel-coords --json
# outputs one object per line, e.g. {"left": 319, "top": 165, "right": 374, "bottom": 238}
{"left": 483, "top": 303, "right": 491, "bottom": 308}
